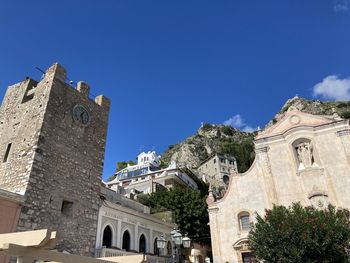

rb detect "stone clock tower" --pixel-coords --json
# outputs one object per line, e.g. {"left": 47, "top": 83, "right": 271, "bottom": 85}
{"left": 0, "top": 63, "right": 110, "bottom": 256}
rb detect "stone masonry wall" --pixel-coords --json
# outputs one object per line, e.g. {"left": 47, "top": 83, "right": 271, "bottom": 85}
{"left": 0, "top": 77, "right": 47, "bottom": 194}
{"left": 0, "top": 63, "right": 110, "bottom": 256}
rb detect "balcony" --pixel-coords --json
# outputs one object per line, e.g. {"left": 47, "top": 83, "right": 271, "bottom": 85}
{"left": 95, "top": 247, "right": 172, "bottom": 263}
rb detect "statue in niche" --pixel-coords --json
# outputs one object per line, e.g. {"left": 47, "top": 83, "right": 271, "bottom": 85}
{"left": 296, "top": 142, "right": 314, "bottom": 169}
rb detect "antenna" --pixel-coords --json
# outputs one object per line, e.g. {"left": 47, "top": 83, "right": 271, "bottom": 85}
{"left": 35, "top": 67, "right": 45, "bottom": 74}
{"left": 35, "top": 67, "right": 46, "bottom": 80}
{"left": 138, "top": 145, "right": 145, "bottom": 153}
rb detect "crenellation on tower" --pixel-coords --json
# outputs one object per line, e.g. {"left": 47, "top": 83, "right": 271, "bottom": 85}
{"left": 95, "top": 94, "right": 110, "bottom": 109}
{"left": 44, "top": 62, "right": 67, "bottom": 83}
{"left": 77, "top": 81, "right": 90, "bottom": 97}
{"left": 21, "top": 78, "right": 38, "bottom": 104}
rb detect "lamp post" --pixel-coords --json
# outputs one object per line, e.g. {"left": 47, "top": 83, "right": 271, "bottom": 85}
{"left": 156, "top": 235, "right": 166, "bottom": 256}
{"left": 165, "top": 229, "right": 191, "bottom": 263}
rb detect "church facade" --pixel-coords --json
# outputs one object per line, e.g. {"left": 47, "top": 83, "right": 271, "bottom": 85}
{"left": 207, "top": 107, "right": 350, "bottom": 263}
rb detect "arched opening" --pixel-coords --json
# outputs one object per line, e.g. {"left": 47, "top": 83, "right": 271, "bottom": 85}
{"left": 154, "top": 238, "right": 159, "bottom": 255}
{"left": 139, "top": 234, "right": 146, "bottom": 253}
{"left": 238, "top": 212, "right": 251, "bottom": 231}
{"left": 122, "top": 230, "right": 131, "bottom": 251}
{"left": 223, "top": 175, "right": 230, "bottom": 185}
{"left": 167, "top": 241, "right": 172, "bottom": 255}
{"left": 102, "top": 225, "right": 112, "bottom": 248}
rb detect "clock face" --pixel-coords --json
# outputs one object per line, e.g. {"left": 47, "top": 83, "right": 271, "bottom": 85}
{"left": 72, "top": 105, "right": 90, "bottom": 125}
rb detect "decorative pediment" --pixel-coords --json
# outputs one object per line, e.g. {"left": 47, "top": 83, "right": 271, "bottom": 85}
{"left": 233, "top": 238, "right": 249, "bottom": 251}
{"left": 256, "top": 107, "right": 338, "bottom": 139}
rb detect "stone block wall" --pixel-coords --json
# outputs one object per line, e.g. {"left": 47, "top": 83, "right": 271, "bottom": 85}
{"left": 0, "top": 63, "right": 110, "bottom": 256}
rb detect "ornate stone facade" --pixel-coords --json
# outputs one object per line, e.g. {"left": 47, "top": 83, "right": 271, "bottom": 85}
{"left": 207, "top": 108, "right": 350, "bottom": 263}
{"left": 0, "top": 64, "right": 110, "bottom": 256}
{"left": 96, "top": 187, "right": 175, "bottom": 256}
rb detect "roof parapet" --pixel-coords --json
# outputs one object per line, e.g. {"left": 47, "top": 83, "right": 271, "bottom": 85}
{"left": 45, "top": 63, "right": 66, "bottom": 83}
{"left": 95, "top": 95, "right": 110, "bottom": 109}
{"left": 77, "top": 81, "right": 90, "bottom": 97}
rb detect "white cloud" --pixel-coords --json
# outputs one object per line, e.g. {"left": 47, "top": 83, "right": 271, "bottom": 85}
{"left": 334, "top": 0, "right": 349, "bottom": 12}
{"left": 242, "top": 126, "right": 255, "bottom": 133}
{"left": 313, "top": 75, "right": 350, "bottom": 101}
{"left": 223, "top": 114, "right": 257, "bottom": 133}
{"left": 223, "top": 114, "right": 244, "bottom": 128}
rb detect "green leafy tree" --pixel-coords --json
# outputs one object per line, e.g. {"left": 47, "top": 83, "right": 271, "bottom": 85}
{"left": 249, "top": 203, "right": 350, "bottom": 263}
{"left": 116, "top": 160, "right": 136, "bottom": 171}
{"left": 139, "top": 187, "right": 210, "bottom": 244}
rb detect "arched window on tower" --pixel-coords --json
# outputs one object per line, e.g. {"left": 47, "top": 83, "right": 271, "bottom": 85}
{"left": 122, "top": 230, "right": 131, "bottom": 251}
{"left": 139, "top": 234, "right": 146, "bottom": 253}
{"left": 102, "top": 226, "right": 112, "bottom": 248}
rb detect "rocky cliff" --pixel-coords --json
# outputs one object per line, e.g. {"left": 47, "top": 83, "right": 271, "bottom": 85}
{"left": 161, "top": 97, "right": 350, "bottom": 173}
{"left": 161, "top": 124, "right": 256, "bottom": 173}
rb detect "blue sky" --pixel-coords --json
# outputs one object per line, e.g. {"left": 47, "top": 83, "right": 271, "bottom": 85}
{"left": 0, "top": 1, "right": 350, "bottom": 180}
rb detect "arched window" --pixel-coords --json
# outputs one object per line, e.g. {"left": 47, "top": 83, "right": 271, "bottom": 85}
{"left": 223, "top": 175, "right": 230, "bottom": 185}
{"left": 167, "top": 241, "right": 172, "bottom": 255}
{"left": 139, "top": 234, "right": 146, "bottom": 253}
{"left": 102, "top": 226, "right": 112, "bottom": 248}
{"left": 154, "top": 238, "right": 159, "bottom": 255}
{"left": 238, "top": 212, "right": 251, "bottom": 231}
{"left": 122, "top": 230, "right": 131, "bottom": 251}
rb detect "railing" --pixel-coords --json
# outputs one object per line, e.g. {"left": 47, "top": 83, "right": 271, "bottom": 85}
{"left": 95, "top": 247, "right": 172, "bottom": 263}
{"left": 95, "top": 247, "right": 138, "bottom": 258}
{"left": 145, "top": 254, "right": 172, "bottom": 263}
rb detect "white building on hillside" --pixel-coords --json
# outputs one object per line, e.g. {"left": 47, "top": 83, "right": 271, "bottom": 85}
{"left": 198, "top": 154, "right": 238, "bottom": 198}
{"left": 107, "top": 151, "right": 198, "bottom": 194}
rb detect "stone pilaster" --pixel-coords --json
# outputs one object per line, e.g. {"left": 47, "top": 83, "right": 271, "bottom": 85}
{"left": 256, "top": 146, "right": 278, "bottom": 205}
{"left": 336, "top": 129, "right": 350, "bottom": 160}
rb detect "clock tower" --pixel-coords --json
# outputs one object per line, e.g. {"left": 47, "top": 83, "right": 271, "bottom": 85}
{"left": 0, "top": 63, "right": 110, "bottom": 256}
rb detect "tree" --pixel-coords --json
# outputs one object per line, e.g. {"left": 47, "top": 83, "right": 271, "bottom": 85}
{"left": 249, "top": 203, "right": 350, "bottom": 263}
{"left": 116, "top": 160, "right": 136, "bottom": 172}
{"left": 138, "top": 187, "right": 211, "bottom": 244}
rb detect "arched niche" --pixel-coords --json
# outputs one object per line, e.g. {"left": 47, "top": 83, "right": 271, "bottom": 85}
{"left": 292, "top": 138, "right": 318, "bottom": 170}
{"left": 139, "top": 234, "right": 146, "bottom": 253}
{"left": 102, "top": 225, "right": 112, "bottom": 248}
{"left": 122, "top": 230, "right": 131, "bottom": 251}
{"left": 154, "top": 238, "right": 159, "bottom": 255}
